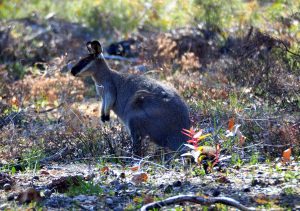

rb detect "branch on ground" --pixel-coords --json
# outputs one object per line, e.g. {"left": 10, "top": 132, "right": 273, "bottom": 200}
{"left": 39, "top": 146, "right": 69, "bottom": 164}
{"left": 141, "top": 194, "right": 255, "bottom": 211}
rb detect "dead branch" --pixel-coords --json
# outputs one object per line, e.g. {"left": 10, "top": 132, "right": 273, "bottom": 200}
{"left": 103, "top": 55, "right": 139, "bottom": 62}
{"left": 140, "top": 194, "right": 255, "bottom": 211}
{"left": 36, "top": 103, "right": 63, "bottom": 113}
{"left": 39, "top": 146, "right": 69, "bottom": 164}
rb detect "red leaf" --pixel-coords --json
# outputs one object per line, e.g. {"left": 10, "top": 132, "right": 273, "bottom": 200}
{"left": 282, "top": 148, "right": 292, "bottom": 163}
{"left": 228, "top": 118, "right": 235, "bottom": 131}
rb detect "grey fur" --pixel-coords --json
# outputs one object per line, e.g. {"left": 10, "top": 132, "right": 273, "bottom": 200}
{"left": 71, "top": 41, "right": 190, "bottom": 155}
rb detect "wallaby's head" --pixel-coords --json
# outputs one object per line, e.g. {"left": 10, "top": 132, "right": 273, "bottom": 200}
{"left": 71, "top": 40, "right": 104, "bottom": 77}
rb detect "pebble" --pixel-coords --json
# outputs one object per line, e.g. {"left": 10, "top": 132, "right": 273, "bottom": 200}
{"left": 212, "top": 189, "right": 221, "bottom": 197}
{"left": 33, "top": 176, "right": 39, "bottom": 180}
{"left": 0, "top": 203, "right": 9, "bottom": 209}
{"left": 164, "top": 185, "right": 173, "bottom": 194}
{"left": 173, "top": 181, "right": 182, "bottom": 187}
{"left": 44, "top": 189, "right": 52, "bottom": 198}
{"left": 3, "top": 183, "right": 12, "bottom": 191}
{"left": 106, "top": 197, "right": 114, "bottom": 205}
{"left": 7, "top": 194, "right": 15, "bottom": 201}
{"left": 243, "top": 187, "right": 251, "bottom": 192}
{"left": 113, "top": 205, "right": 124, "bottom": 211}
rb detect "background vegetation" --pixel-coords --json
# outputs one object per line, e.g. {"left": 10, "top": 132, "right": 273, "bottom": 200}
{"left": 0, "top": 0, "right": 299, "bottom": 210}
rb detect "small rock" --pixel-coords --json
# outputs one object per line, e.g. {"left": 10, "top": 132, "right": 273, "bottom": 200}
{"left": 84, "top": 173, "right": 95, "bottom": 180}
{"left": 158, "top": 184, "right": 164, "bottom": 189}
{"left": 0, "top": 203, "right": 9, "bottom": 209}
{"left": 257, "top": 171, "right": 264, "bottom": 175}
{"left": 119, "top": 172, "right": 126, "bottom": 179}
{"left": 7, "top": 194, "right": 15, "bottom": 201}
{"left": 33, "top": 176, "right": 39, "bottom": 180}
{"left": 106, "top": 197, "right": 114, "bottom": 205}
{"left": 116, "top": 183, "right": 128, "bottom": 191}
{"left": 164, "top": 185, "right": 173, "bottom": 194}
{"left": 43, "top": 195, "right": 73, "bottom": 209}
{"left": 251, "top": 179, "right": 259, "bottom": 186}
{"left": 113, "top": 205, "right": 124, "bottom": 211}
{"left": 110, "top": 180, "right": 120, "bottom": 187}
{"left": 13, "top": 164, "right": 23, "bottom": 172}
{"left": 274, "top": 178, "right": 283, "bottom": 185}
{"left": 243, "top": 187, "right": 251, "bottom": 192}
{"left": 44, "top": 189, "right": 52, "bottom": 198}
{"left": 212, "top": 189, "right": 221, "bottom": 197}
{"left": 173, "top": 181, "right": 182, "bottom": 187}
{"left": 3, "top": 183, "right": 12, "bottom": 191}
{"left": 17, "top": 187, "right": 42, "bottom": 204}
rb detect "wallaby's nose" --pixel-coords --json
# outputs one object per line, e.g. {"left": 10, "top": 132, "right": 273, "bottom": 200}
{"left": 70, "top": 65, "right": 81, "bottom": 76}
{"left": 70, "top": 68, "right": 77, "bottom": 76}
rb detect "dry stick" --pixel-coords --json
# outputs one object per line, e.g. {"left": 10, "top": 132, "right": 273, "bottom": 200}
{"left": 36, "top": 103, "right": 63, "bottom": 113}
{"left": 140, "top": 195, "right": 255, "bottom": 211}
{"left": 39, "top": 146, "right": 69, "bottom": 164}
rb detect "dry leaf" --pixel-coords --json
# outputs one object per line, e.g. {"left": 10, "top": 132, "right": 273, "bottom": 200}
{"left": 282, "top": 148, "right": 292, "bottom": 163}
{"left": 132, "top": 173, "right": 148, "bottom": 184}
{"left": 120, "top": 172, "right": 126, "bottom": 179}
{"left": 228, "top": 118, "right": 235, "bottom": 131}
{"left": 226, "top": 124, "right": 246, "bottom": 146}
{"left": 236, "top": 129, "right": 246, "bottom": 146}
{"left": 217, "top": 175, "right": 231, "bottom": 183}
{"left": 193, "top": 130, "right": 203, "bottom": 139}
{"left": 17, "top": 187, "right": 42, "bottom": 204}
{"left": 143, "top": 194, "right": 154, "bottom": 204}
{"left": 40, "top": 170, "right": 50, "bottom": 175}
{"left": 253, "top": 193, "right": 269, "bottom": 205}
{"left": 48, "top": 169, "right": 64, "bottom": 176}
{"left": 130, "top": 166, "right": 139, "bottom": 172}
{"left": 100, "top": 166, "right": 109, "bottom": 174}
{"left": 10, "top": 96, "right": 19, "bottom": 107}
{"left": 198, "top": 133, "right": 212, "bottom": 141}
{"left": 200, "top": 146, "right": 217, "bottom": 157}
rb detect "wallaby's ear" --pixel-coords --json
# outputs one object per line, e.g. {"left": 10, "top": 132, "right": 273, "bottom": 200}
{"left": 86, "top": 40, "right": 102, "bottom": 55}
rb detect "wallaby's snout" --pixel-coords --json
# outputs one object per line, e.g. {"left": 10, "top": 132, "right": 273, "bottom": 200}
{"left": 71, "top": 40, "right": 191, "bottom": 156}
{"left": 70, "top": 56, "right": 94, "bottom": 76}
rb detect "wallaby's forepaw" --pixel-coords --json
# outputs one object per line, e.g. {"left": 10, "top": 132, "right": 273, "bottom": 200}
{"left": 101, "top": 114, "right": 110, "bottom": 122}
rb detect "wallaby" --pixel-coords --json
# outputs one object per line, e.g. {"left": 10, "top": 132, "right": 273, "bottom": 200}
{"left": 70, "top": 40, "right": 190, "bottom": 155}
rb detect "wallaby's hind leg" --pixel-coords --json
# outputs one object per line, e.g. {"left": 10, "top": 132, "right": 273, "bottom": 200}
{"left": 128, "top": 119, "right": 143, "bottom": 156}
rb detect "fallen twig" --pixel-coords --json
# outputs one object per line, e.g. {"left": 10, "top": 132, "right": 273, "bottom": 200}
{"left": 103, "top": 55, "right": 139, "bottom": 62}
{"left": 39, "top": 146, "right": 69, "bottom": 164}
{"left": 36, "top": 103, "right": 64, "bottom": 113}
{"left": 140, "top": 194, "right": 255, "bottom": 211}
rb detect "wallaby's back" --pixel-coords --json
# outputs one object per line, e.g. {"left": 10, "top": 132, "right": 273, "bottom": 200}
{"left": 112, "top": 74, "right": 190, "bottom": 151}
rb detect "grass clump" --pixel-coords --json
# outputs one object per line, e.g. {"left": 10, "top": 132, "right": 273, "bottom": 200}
{"left": 66, "top": 178, "right": 103, "bottom": 197}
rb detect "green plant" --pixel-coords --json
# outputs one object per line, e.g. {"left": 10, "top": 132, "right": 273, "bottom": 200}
{"left": 250, "top": 152, "right": 259, "bottom": 165}
{"left": 283, "top": 187, "right": 296, "bottom": 195}
{"left": 231, "top": 153, "right": 243, "bottom": 167}
{"left": 284, "top": 171, "right": 298, "bottom": 182}
{"left": 192, "top": 166, "right": 206, "bottom": 177}
{"left": 66, "top": 178, "right": 103, "bottom": 197}
{"left": 21, "top": 147, "right": 45, "bottom": 170}
{"left": 8, "top": 62, "right": 27, "bottom": 80}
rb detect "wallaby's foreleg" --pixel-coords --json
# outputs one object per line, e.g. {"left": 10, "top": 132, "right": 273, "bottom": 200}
{"left": 101, "top": 85, "right": 116, "bottom": 122}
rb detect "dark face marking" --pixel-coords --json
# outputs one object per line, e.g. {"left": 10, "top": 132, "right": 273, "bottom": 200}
{"left": 71, "top": 55, "right": 95, "bottom": 76}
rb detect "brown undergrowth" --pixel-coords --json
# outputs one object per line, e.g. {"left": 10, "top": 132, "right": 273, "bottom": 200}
{"left": 0, "top": 17, "right": 299, "bottom": 166}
